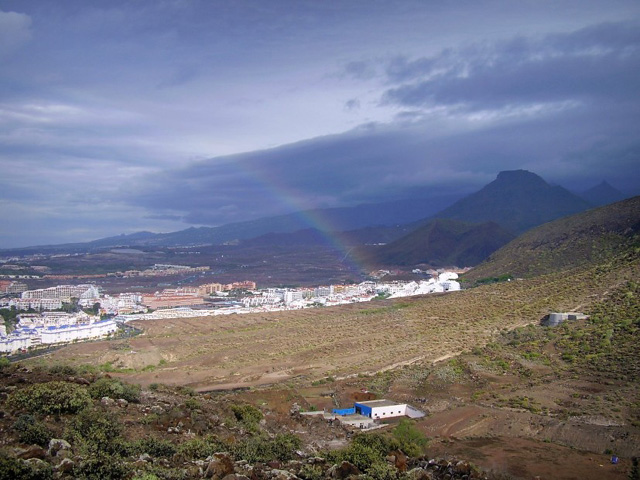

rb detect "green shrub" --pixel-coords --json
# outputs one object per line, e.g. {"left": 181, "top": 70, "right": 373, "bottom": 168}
{"left": 392, "top": 419, "right": 429, "bottom": 457}
{"left": 184, "top": 397, "right": 201, "bottom": 410}
{"left": 363, "top": 461, "right": 398, "bottom": 480}
{"left": 326, "top": 433, "right": 400, "bottom": 475}
{"left": 72, "top": 452, "right": 128, "bottom": 480}
{"left": 13, "top": 414, "right": 53, "bottom": 447}
{"left": 298, "top": 464, "right": 324, "bottom": 480}
{"left": 0, "top": 357, "right": 11, "bottom": 369}
{"left": 231, "top": 433, "right": 301, "bottom": 463}
{"left": 66, "top": 407, "right": 122, "bottom": 454}
{"left": 88, "top": 377, "right": 141, "bottom": 403}
{"left": 48, "top": 364, "right": 79, "bottom": 376}
{"left": 231, "top": 404, "right": 263, "bottom": 425}
{"left": 0, "top": 453, "right": 53, "bottom": 480}
{"left": 7, "top": 381, "right": 92, "bottom": 415}
{"left": 131, "top": 436, "right": 177, "bottom": 458}
{"left": 177, "top": 435, "right": 225, "bottom": 460}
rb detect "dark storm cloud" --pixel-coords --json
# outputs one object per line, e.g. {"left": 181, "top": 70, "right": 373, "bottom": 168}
{"left": 2, "top": 1, "right": 639, "bottom": 248}
{"left": 383, "top": 22, "right": 640, "bottom": 110}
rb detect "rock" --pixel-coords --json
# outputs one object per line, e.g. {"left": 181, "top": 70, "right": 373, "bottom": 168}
{"left": 101, "top": 396, "right": 115, "bottom": 407}
{"left": 48, "top": 438, "right": 72, "bottom": 457}
{"left": 392, "top": 450, "right": 408, "bottom": 472}
{"left": 269, "top": 468, "right": 299, "bottom": 480}
{"left": 222, "top": 475, "right": 251, "bottom": 480}
{"left": 453, "top": 461, "right": 471, "bottom": 476}
{"left": 204, "top": 452, "right": 235, "bottom": 479}
{"left": 116, "top": 398, "right": 129, "bottom": 408}
{"left": 138, "top": 453, "right": 153, "bottom": 463}
{"left": 24, "top": 457, "right": 46, "bottom": 467}
{"left": 327, "top": 461, "right": 360, "bottom": 479}
{"left": 75, "top": 377, "right": 91, "bottom": 385}
{"left": 150, "top": 405, "right": 165, "bottom": 414}
{"left": 406, "top": 467, "right": 432, "bottom": 480}
{"left": 54, "top": 458, "right": 75, "bottom": 474}
{"left": 15, "top": 445, "right": 46, "bottom": 460}
{"left": 267, "top": 461, "right": 282, "bottom": 469}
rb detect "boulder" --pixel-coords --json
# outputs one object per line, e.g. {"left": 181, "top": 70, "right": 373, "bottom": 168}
{"left": 327, "top": 461, "right": 360, "bottom": 479}
{"left": 204, "top": 452, "right": 235, "bottom": 479}
{"left": 48, "top": 438, "right": 72, "bottom": 457}
{"left": 15, "top": 445, "right": 46, "bottom": 460}
{"left": 54, "top": 458, "right": 75, "bottom": 474}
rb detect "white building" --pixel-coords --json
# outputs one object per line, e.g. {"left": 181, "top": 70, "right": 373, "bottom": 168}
{"left": 354, "top": 399, "right": 425, "bottom": 419}
{"left": 40, "top": 319, "right": 117, "bottom": 344}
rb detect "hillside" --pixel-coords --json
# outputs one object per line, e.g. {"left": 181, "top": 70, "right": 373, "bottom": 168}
{"left": 434, "top": 170, "right": 591, "bottom": 234}
{"left": 464, "top": 195, "right": 640, "bottom": 282}
{"left": 363, "top": 219, "right": 515, "bottom": 268}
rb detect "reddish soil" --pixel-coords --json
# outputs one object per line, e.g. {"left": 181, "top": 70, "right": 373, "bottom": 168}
{"left": 428, "top": 436, "right": 630, "bottom": 480}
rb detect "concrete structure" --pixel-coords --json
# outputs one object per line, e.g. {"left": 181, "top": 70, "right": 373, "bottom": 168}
{"left": 332, "top": 399, "right": 425, "bottom": 425}
{"left": 542, "top": 312, "right": 588, "bottom": 327}
{"left": 355, "top": 399, "right": 409, "bottom": 419}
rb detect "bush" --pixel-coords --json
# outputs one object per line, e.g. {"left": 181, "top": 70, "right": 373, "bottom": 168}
{"left": 13, "top": 414, "right": 53, "bottom": 447}
{"left": 298, "top": 464, "right": 324, "bottom": 480}
{"left": 131, "top": 436, "right": 177, "bottom": 458}
{"left": 7, "top": 381, "right": 92, "bottom": 415}
{"left": 88, "top": 377, "right": 141, "bottom": 403}
{"left": 72, "top": 452, "right": 128, "bottom": 480}
{"left": 231, "top": 404, "right": 263, "bottom": 425}
{"left": 326, "top": 433, "right": 400, "bottom": 475}
{"left": 392, "top": 419, "right": 429, "bottom": 457}
{"left": 0, "top": 357, "right": 11, "bottom": 369}
{"left": 66, "top": 407, "right": 122, "bottom": 454}
{"left": 0, "top": 454, "right": 53, "bottom": 480}
{"left": 231, "top": 433, "right": 302, "bottom": 463}
{"left": 177, "top": 435, "right": 225, "bottom": 460}
{"left": 48, "top": 364, "right": 79, "bottom": 376}
{"left": 184, "top": 397, "right": 201, "bottom": 410}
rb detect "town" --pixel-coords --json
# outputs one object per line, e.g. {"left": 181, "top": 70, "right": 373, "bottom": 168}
{"left": 0, "top": 270, "right": 461, "bottom": 353}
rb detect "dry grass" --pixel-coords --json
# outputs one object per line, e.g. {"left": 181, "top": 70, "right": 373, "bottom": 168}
{"left": 43, "top": 251, "right": 637, "bottom": 391}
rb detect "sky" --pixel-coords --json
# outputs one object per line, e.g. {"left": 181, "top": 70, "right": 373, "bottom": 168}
{"left": 1, "top": 0, "right": 639, "bottom": 248}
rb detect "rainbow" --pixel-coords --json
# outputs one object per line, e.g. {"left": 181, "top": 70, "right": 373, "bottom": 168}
{"left": 234, "top": 159, "right": 367, "bottom": 279}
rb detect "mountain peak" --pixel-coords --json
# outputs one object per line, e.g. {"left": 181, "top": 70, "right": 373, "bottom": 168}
{"left": 581, "top": 180, "right": 626, "bottom": 207}
{"left": 435, "top": 170, "right": 591, "bottom": 234}
{"left": 494, "top": 170, "right": 548, "bottom": 188}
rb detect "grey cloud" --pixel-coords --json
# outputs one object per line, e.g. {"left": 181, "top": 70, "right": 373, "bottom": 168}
{"left": 0, "top": 10, "right": 32, "bottom": 57}
{"left": 383, "top": 21, "right": 640, "bottom": 111}
{"left": 343, "top": 60, "right": 377, "bottom": 80}
{"left": 344, "top": 99, "right": 360, "bottom": 111}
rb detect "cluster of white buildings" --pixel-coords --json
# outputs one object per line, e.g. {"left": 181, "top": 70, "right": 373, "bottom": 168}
{"left": 0, "top": 311, "right": 118, "bottom": 353}
{"left": 118, "top": 272, "right": 461, "bottom": 322}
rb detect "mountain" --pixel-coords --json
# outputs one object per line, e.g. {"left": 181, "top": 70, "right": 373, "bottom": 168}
{"left": 464, "top": 195, "right": 640, "bottom": 281}
{"left": 579, "top": 180, "right": 627, "bottom": 206}
{"left": 361, "top": 218, "right": 515, "bottom": 268}
{"left": 433, "top": 170, "right": 592, "bottom": 234}
{"left": 0, "top": 192, "right": 464, "bottom": 254}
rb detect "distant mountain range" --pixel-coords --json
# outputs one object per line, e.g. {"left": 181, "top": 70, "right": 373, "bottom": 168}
{"left": 1, "top": 171, "right": 632, "bottom": 271}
